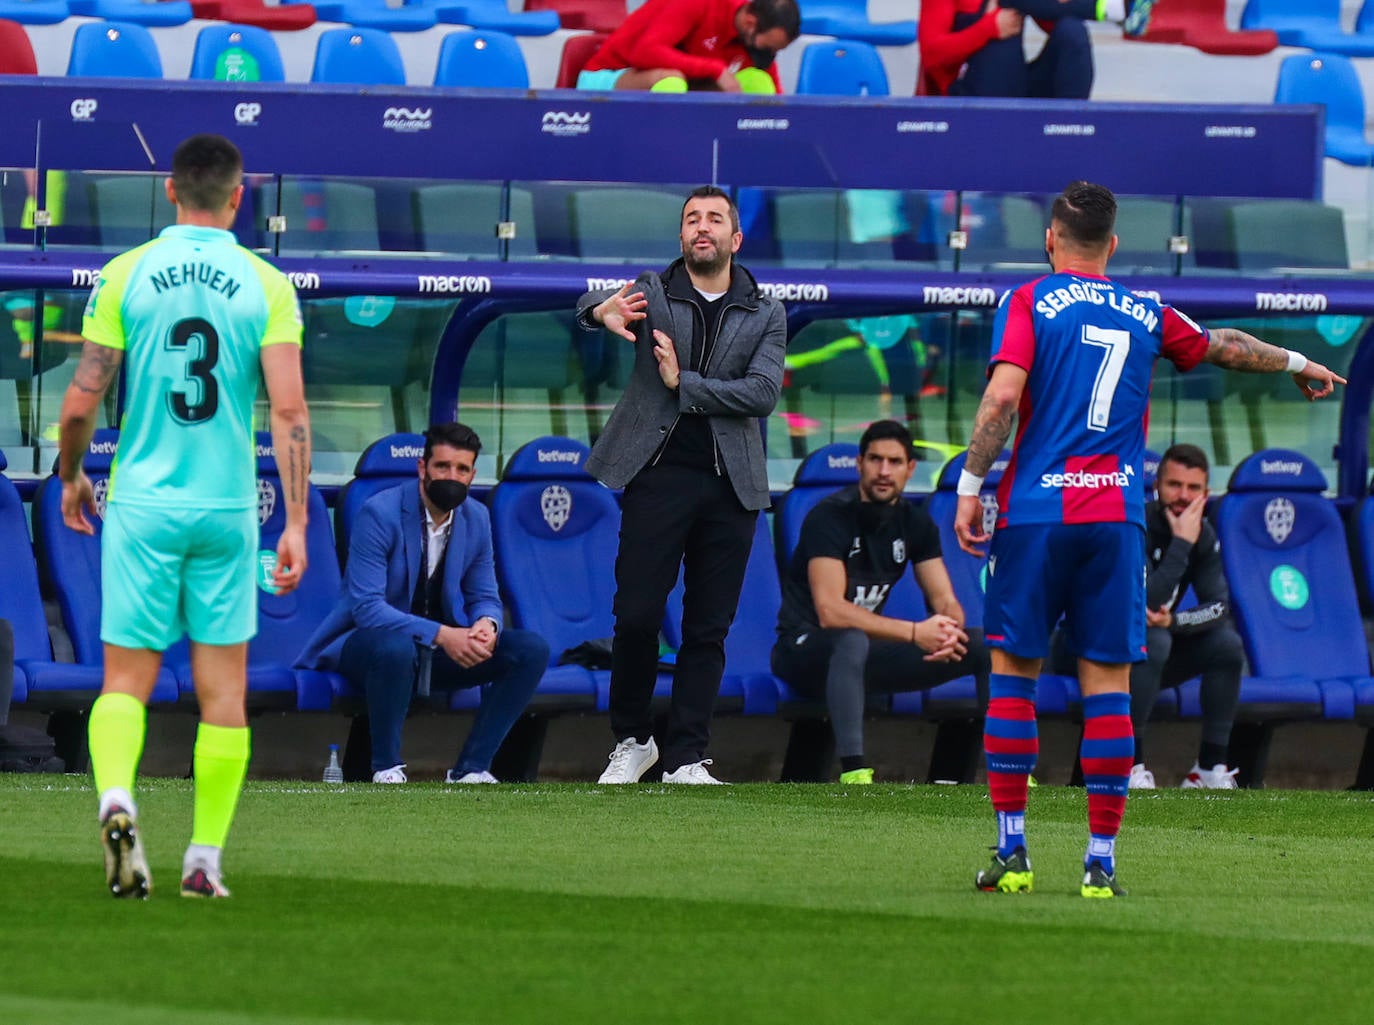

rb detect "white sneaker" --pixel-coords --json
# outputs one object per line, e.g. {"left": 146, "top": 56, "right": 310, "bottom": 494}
{"left": 1127, "top": 763, "right": 1156, "bottom": 790}
{"left": 446, "top": 769, "right": 499, "bottom": 784}
{"left": 662, "top": 759, "right": 728, "bottom": 785}
{"left": 597, "top": 738, "right": 659, "bottom": 784}
{"left": 372, "top": 764, "right": 408, "bottom": 784}
{"left": 1181, "top": 763, "right": 1239, "bottom": 789}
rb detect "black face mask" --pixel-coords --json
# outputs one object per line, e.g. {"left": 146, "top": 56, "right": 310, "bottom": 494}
{"left": 856, "top": 500, "right": 900, "bottom": 533}
{"left": 746, "top": 45, "right": 777, "bottom": 69}
{"left": 425, "top": 477, "right": 468, "bottom": 512}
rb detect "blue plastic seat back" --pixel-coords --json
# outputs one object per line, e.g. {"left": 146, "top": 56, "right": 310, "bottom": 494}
{"left": 35, "top": 428, "right": 119, "bottom": 664}
{"left": 190, "top": 24, "right": 286, "bottom": 82}
{"left": 311, "top": 26, "right": 406, "bottom": 85}
{"left": 921, "top": 449, "right": 1009, "bottom": 629}
{"left": 67, "top": 21, "right": 163, "bottom": 78}
{"left": 1243, "top": 0, "right": 1343, "bottom": 34}
{"left": 774, "top": 442, "right": 860, "bottom": 568}
{"left": 795, "top": 39, "right": 889, "bottom": 96}
{"left": 67, "top": 0, "right": 192, "bottom": 25}
{"left": 1275, "top": 52, "right": 1364, "bottom": 122}
{"left": 1217, "top": 449, "right": 1368, "bottom": 680}
{"left": 434, "top": 28, "right": 529, "bottom": 88}
{"left": 251, "top": 433, "right": 342, "bottom": 667}
{"left": 488, "top": 436, "right": 620, "bottom": 663}
{"left": 0, "top": 453, "right": 53, "bottom": 700}
{"left": 335, "top": 432, "right": 425, "bottom": 567}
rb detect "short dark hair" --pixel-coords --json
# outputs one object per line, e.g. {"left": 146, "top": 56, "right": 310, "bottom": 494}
{"left": 748, "top": 0, "right": 801, "bottom": 39}
{"left": 858, "top": 419, "right": 914, "bottom": 460}
{"left": 170, "top": 134, "right": 243, "bottom": 213}
{"left": 1160, "top": 442, "right": 1209, "bottom": 476}
{"left": 423, "top": 422, "right": 481, "bottom": 461}
{"left": 682, "top": 185, "right": 739, "bottom": 234}
{"left": 1050, "top": 180, "right": 1117, "bottom": 249}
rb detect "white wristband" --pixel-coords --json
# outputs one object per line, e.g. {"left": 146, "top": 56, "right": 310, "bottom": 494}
{"left": 1285, "top": 349, "right": 1308, "bottom": 374}
{"left": 956, "top": 469, "right": 985, "bottom": 497}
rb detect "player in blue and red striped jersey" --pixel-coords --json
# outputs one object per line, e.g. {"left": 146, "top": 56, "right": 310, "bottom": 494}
{"left": 953, "top": 181, "right": 1343, "bottom": 898}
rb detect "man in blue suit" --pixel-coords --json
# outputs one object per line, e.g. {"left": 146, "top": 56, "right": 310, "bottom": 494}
{"left": 297, "top": 423, "right": 548, "bottom": 783}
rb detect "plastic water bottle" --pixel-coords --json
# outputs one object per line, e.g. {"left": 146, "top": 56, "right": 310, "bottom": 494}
{"left": 322, "top": 744, "right": 344, "bottom": 784}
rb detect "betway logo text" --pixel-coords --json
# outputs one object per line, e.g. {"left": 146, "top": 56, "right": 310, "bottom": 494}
{"left": 417, "top": 275, "right": 491, "bottom": 294}
{"left": 90, "top": 440, "right": 117, "bottom": 454}
{"left": 923, "top": 286, "right": 997, "bottom": 306}
{"left": 1260, "top": 460, "right": 1304, "bottom": 475}
{"left": 390, "top": 445, "right": 423, "bottom": 459}
{"left": 256, "top": 443, "right": 274, "bottom": 458}
{"left": 1039, "top": 469, "right": 1131, "bottom": 490}
{"left": 759, "top": 282, "right": 829, "bottom": 301}
{"left": 537, "top": 450, "right": 581, "bottom": 464}
{"left": 1256, "top": 292, "right": 1327, "bottom": 312}
{"left": 827, "top": 455, "right": 857, "bottom": 469}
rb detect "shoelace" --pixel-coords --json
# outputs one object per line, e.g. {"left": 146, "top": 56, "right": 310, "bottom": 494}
{"left": 681, "top": 759, "right": 715, "bottom": 780}
{"left": 606, "top": 743, "right": 639, "bottom": 773}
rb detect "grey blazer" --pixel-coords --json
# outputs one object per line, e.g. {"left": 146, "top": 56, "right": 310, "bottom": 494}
{"left": 575, "top": 259, "right": 786, "bottom": 511}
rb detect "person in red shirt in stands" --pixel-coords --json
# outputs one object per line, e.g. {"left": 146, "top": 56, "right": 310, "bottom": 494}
{"left": 919, "top": 1, "right": 1157, "bottom": 99}
{"left": 578, "top": 0, "right": 801, "bottom": 93}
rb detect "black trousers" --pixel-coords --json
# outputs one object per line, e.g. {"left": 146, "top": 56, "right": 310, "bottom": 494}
{"left": 609, "top": 462, "right": 757, "bottom": 773}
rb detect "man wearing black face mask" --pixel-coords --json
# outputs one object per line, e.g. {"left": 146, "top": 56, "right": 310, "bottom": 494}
{"left": 297, "top": 422, "right": 548, "bottom": 783}
{"left": 772, "top": 420, "right": 990, "bottom": 783}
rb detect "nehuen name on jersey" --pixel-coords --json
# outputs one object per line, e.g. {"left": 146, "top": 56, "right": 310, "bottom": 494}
{"left": 148, "top": 262, "right": 241, "bottom": 299}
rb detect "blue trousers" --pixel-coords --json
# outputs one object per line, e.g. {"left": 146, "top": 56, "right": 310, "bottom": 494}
{"left": 952, "top": 12, "right": 1094, "bottom": 99}
{"left": 339, "top": 626, "right": 549, "bottom": 773}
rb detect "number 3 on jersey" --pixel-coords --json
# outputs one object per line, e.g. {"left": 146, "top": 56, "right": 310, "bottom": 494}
{"left": 1081, "top": 324, "right": 1130, "bottom": 432}
{"left": 166, "top": 317, "right": 220, "bottom": 424}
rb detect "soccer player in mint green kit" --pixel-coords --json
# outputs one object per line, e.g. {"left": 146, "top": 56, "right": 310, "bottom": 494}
{"left": 58, "top": 134, "right": 312, "bottom": 900}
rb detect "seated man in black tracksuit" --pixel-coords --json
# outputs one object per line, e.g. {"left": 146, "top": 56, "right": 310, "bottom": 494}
{"left": 771, "top": 419, "right": 990, "bottom": 783}
{"left": 1052, "top": 442, "right": 1245, "bottom": 789}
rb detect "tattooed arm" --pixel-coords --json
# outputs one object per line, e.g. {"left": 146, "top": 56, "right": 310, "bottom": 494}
{"left": 57, "top": 340, "right": 123, "bottom": 535}
{"left": 956, "top": 362, "right": 1027, "bottom": 556}
{"left": 261, "top": 341, "right": 311, "bottom": 592}
{"left": 58, "top": 340, "right": 122, "bottom": 483}
{"left": 1204, "top": 327, "right": 1345, "bottom": 401}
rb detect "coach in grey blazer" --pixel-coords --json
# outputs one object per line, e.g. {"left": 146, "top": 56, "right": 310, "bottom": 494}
{"left": 574, "top": 185, "right": 786, "bottom": 785}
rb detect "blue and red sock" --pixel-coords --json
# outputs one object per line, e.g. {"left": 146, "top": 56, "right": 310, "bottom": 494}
{"left": 984, "top": 673, "right": 1038, "bottom": 857}
{"left": 1080, "top": 691, "right": 1133, "bottom": 874}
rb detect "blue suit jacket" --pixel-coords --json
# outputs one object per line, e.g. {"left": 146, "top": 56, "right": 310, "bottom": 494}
{"left": 296, "top": 482, "right": 503, "bottom": 671}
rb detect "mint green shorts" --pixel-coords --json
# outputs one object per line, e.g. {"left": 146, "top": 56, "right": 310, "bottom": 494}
{"left": 101, "top": 502, "right": 259, "bottom": 650}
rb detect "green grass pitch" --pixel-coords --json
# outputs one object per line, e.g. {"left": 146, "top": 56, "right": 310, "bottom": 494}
{"left": 3, "top": 776, "right": 1372, "bottom": 1025}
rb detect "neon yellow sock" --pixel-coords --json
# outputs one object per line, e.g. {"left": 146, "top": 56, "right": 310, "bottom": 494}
{"left": 190, "top": 724, "right": 251, "bottom": 849}
{"left": 88, "top": 692, "right": 147, "bottom": 796}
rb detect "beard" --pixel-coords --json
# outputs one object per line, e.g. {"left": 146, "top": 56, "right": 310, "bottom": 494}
{"left": 683, "top": 239, "right": 731, "bottom": 277}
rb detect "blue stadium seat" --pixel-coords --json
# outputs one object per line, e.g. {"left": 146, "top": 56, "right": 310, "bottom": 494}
{"left": 800, "top": 0, "right": 916, "bottom": 46}
{"left": 189, "top": 24, "right": 286, "bottom": 82}
{"left": 161, "top": 434, "right": 341, "bottom": 712}
{"left": 335, "top": 431, "right": 424, "bottom": 569}
{"left": 66, "top": 22, "right": 164, "bottom": 78}
{"left": 310, "top": 27, "right": 407, "bottom": 85}
{"left": 0, "top": 0, "right": 69, "bottom": 25}
{"left": 433, "top": 29, "right": 529, "bottom": 89}
{"left": 419, "top": 0, "right": 561, "bottom": 36}
{"left": 310, "top": 0, "right": 437, "bottom": 31}
{"left": 486, "top": 436, "right": 612, "bottom": 711}
{"left": 31, "top": 429, "right": 180, "bottom": 706}
{"left": 66, "top": 0, "right": 192, "bottom": 25}
{"left": 795, "top": 39, "right": 889, "bottom": 96}
{"left": 1242, "top": 0, "right": 1374, "bottom": 56}
{"left": 1216, "top": 448, "right": 1364, "bottom": 784}
{"left": 774, "top": 442, "right": 859, "bottom": 568}
{"left": 1273, "top": 53, "right": 1374, "bottom": 167}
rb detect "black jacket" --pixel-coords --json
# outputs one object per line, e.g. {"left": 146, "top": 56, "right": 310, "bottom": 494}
{"left": 1144, "top": 500, "right": 1230, "bottom": 636}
